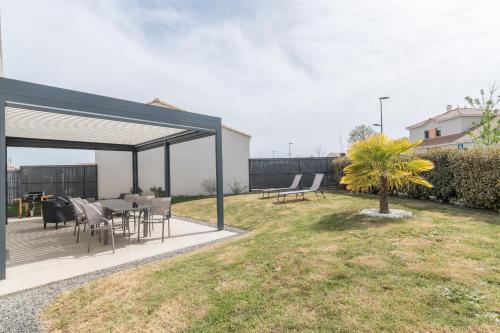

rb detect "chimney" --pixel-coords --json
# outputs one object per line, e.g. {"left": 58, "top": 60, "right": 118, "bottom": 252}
{"left": 446, "top": 105, "right": 453, "bottom": 112}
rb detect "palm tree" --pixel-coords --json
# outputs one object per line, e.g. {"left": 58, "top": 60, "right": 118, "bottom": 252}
{"left": 341, "top": 134, "right": 434, "bottom": 214}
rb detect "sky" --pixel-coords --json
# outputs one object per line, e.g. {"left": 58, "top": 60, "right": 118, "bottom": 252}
{"left": 2, "top": 0, "right": 500, "bottom": 165}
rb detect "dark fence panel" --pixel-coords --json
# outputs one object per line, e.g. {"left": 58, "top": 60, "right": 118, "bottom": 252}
{"left": 249, "top": 158, "right": 340, "bottom": 190}
{"left": 17, "top": 164, "right": 97, "bottom": 199}
{"left": 7, "top": 170, "right": 20, "bottom": 204}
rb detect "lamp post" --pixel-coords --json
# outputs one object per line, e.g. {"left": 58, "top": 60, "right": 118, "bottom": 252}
{"left": 373, "top": 96, "right": 389, "bottom": 134}
{"left": 272, "top": 150, "right": 276, "bottom": 158}
{"left": 288, "top": 143, "right": 293, "bottom": 158}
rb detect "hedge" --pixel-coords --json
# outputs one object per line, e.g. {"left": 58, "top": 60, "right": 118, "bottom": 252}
{"left": 331, "top": 148, "right": 500, "bottom": 211}
{"left": 331, "top": 157, "right": 350, "bottom": 186}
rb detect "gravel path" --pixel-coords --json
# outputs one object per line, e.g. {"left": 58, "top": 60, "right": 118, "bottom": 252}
{"left": 0, "top": 218, "right": 244, "bottom": 333}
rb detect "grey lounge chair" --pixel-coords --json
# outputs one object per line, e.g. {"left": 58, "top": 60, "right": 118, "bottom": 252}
{"left": 277, "top": 173, "right": 325, "bottom": 202}
{"left": 253, "top": 174, "right": 303, "bottom": 198}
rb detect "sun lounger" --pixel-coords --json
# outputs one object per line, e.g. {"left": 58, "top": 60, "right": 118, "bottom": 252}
{"left": 252, "top": 174, "right": 303, "bottom": 198}
{"left": 277, "top": 173, "right": 325, "bottom": 202}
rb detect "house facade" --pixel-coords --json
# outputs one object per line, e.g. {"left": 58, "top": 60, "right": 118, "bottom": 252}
{"left": 95, "top": 99, "right": 251, "bottom": 198}
{"left": 406, "top": 105, "right": 483, "bottom": 151}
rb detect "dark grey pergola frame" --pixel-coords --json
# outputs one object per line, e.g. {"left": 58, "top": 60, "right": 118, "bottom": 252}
{"left": 0, "top": 78, "right": 224, "bottom": 280}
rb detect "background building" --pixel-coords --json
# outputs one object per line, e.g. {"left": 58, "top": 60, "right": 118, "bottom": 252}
{"left": 406, "top": 105, "right": 484, "bottom": 151}
{"left": 95, "top": 99, "right": 251, "bottom": 198}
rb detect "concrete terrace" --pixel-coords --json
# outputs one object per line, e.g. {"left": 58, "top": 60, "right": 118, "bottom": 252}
{"left": 0, "top": 217, "right": 237, "bottom": 296}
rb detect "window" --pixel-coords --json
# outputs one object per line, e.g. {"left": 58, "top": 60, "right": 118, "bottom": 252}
{"left": 424, "top": 130, "right": 429, "bottom": 139}
{"left": 436, "top": 128, "right": 441, "bottom": 137}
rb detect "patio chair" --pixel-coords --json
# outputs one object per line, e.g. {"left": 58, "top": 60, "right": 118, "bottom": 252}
{"left": 123, "top": 193, "right": 139, "bottom": 202}
{"left": 82, "top": 202, "right": 115, "bottom": 253}
{"left": 69, "top": 197, "right": 87, "bottom": 243}
{"left": 138, "top": 197, "right": 171, "bottom": 243}
{"left": 277, "top": 173, "right": 325, "bottom": 202}
{"left": 130, "top": 195, "right": 154, "bottom": 231}
{"left": 253, "top": 174, "right": 303, "bottom": 198}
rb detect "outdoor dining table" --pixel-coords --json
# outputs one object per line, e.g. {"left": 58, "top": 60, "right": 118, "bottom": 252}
{"left": 98, "top": 199, "right": 152, "bottom": 242}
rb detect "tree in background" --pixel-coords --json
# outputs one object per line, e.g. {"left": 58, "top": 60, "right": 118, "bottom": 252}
{"left": 341, "top": 134, "right": 434, "bottom": 214}
{"left": 465, "top": 82, "right": 500, "bottom": 147}
{"left": 314, "top": 145, "right": 324, "bottom": 157}
{"left": 348, "top": 125, "right": 375, "bottom": 143}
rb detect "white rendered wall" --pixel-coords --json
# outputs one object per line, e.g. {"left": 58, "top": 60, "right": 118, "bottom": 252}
{"left": 96, "top": 151, "right": 133, "bottom": 199}
{"left": 96, "top": 127, "right": 250, "bottom": 198}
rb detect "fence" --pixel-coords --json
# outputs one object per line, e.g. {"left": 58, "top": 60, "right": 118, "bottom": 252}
{"left": 6, "top": 164, "right": 98, "bottom": 203}
{"left": 7, "top": 170, "right": 21, "bottom": 204}
{"left": 248, "top": 158, "right": 340, "bottom": 190}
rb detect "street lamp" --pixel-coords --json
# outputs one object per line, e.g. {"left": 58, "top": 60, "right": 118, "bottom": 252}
{"left": 373, "top": 96, "right": 390, "bottom": 133}
{"left": 272, "top": 150, "right": 276, "bottom": 158}
{"left": 288, "top": 143, "right": 293, "bottom": 158}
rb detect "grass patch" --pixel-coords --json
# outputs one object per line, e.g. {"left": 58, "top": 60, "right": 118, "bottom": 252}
{"left": 42, "top": 191, "right": 499, "bottom": 332}
{"left": 171, "top": 195, "right": 211, "bottom": 205}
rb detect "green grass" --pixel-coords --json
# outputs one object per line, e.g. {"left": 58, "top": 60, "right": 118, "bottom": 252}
{"left": 7, "top": 202, "right": 41, "bottom": 217}
{"left": 42, "top": 191, "right": 499, "bottom": 332}
{"left": 171, "top": 195, "right": 211, "bottom": 205}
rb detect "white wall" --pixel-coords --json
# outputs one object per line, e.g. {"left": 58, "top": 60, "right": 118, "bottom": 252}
{"left": 96, "top": 151, "right": 132, "bottom": 199}
{"left": 96, "top": 127, "right": 250, "bottom": 198}
{"left": 460, "top": 116, "right": 482, "bottom": 132}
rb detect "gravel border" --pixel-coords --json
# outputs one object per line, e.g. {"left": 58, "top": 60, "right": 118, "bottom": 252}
{"left": 0, "top": 218, "right": 244, "bottom": 333}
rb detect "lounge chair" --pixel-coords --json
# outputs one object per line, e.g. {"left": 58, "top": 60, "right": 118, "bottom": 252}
{"left": 277, "top": 173, "right": 325, "bottom": 202}
{"left": 253, "top": 174, "right": 303, "bottom": 198}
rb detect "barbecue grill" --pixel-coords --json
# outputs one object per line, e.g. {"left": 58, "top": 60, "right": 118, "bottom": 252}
{"left": 16, "top": 191, "right": 50, "bottom": 217}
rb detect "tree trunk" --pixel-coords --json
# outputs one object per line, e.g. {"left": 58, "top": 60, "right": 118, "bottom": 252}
{"left": 379, "top": 175, "right": 389, "bottom": 214}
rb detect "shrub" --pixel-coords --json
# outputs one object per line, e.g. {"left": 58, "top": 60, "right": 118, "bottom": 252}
{"left": 333, "top": 148, "right": 500, "bottom": 210}
{"left": 449, "top": 148, "right": 500, "bottom": 210}
{"left": 150, "top": 185, "right": 165, "bottom": 198}
{"left": 404, "top": 150, "right": 456, "bottom": 201}
{"left": 201, "top": 178, "right": 216, "bottom": 195}
{"left": 331, "top": 157, "right": 350, "bottom": 186}
{"left": 229, "top": 179, "right": 247, "bottom": 194}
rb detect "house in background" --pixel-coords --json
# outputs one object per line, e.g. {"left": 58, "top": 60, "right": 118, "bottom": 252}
{"left": 326, "top": 152, "right": 345, "bottom": 158}
{"left": 95, "top": 98, "right": 251, "bottom": 198}
{"left": 406, "top": 105, "right": 484, "bottom": 151}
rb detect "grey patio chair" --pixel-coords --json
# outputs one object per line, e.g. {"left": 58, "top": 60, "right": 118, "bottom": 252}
{"left": 277, "top": 173, "right": 325, "bottom": 202}
{"left": 252, "top": 174, "right": 303, "bottom": 198}
{"left": 123, "top": 193, "right": 139, "bottom": 202}
{"left": 69, "top": 197, "right": 87, "bottom": 243}
{"left": 82, "top": 202, "right": 115, "bottom": 253}
{"left": 138, "top": 197, "right": 171, "bottom": 243}
{"left": 130, "top": 195, "right": 154, "bottom": 231}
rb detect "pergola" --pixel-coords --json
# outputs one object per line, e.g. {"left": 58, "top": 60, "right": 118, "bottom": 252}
{"left": 0, "top": 78, "right": 224, "bottom": 280}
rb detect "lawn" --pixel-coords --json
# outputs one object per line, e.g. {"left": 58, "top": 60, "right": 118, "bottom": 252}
{"left": 42, "top": 191, "right": 499, "bottom": 332}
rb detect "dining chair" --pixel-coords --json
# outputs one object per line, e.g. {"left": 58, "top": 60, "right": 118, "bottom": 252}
{"left": 123, "top": 193, "right": 139, "bottom": 202}
{"left": 131, "top": 195, "right": 154, "bottom": 231}
{"left": 139, "top": 197, "right": 171, "bottom": 242}
{"left": 69, "top": 197, "right": 87, "bottom": 243}
{"left": 82, "top": 202, "right": 115, "bottom": 253}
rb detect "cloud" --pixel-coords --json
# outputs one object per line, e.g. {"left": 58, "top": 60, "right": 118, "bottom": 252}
{"left": 1, "top": 0, "right": 499, "bottom": 160}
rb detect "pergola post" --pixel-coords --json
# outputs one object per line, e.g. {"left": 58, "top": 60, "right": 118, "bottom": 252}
{"left": 132, "top": 150, "right": 139, "bottom": 193}
{"left": 164, "top": 141, "right": 171, "bottom": 197}
{"left": 215, "top": 125, "right": 224, "bottom": 231}
{"left": 0, "top": 100, "right": 6, "bottom": 280}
